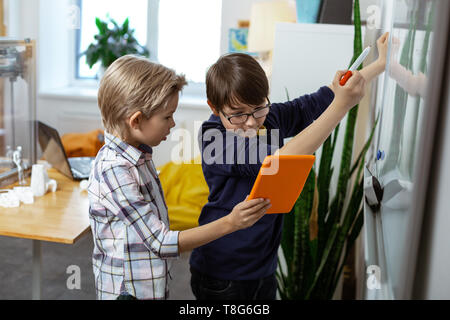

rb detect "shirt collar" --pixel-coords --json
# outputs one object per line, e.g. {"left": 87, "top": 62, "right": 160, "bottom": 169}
{"left": 104, "top": 132, "right": 153, "bottom": 165}
{"left": 209, "top": 113, "right": 222, "bottom": 124}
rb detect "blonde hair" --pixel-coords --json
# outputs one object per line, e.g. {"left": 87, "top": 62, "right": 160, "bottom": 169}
{"left": 97, "top": 55, "right": 187, "bottom": 137}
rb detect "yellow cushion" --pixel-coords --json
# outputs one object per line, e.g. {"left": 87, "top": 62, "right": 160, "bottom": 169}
{"left": 157, "top": 157, "right": 208, "bottom": 231}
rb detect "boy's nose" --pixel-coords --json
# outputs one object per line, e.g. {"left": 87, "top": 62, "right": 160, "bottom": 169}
{"left": 245, "top": 115, "right": 257, "bottom": 127}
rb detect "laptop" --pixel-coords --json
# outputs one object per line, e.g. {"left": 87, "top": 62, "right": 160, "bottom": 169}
{"left": 36, "top": 121, "right": 95, "bottom": 180}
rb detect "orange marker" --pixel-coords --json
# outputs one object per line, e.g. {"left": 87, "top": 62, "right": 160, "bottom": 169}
{"left": 340, "top": 46, "right": 371, "bottom": 86}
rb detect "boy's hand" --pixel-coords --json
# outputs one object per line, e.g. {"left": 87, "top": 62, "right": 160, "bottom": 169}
{"left": 331, "top": 69, "right": 366, "bottom": 111}
{"left": 376, "top": 32, "right": 389, "bottom": 70}
{"left": 227, "top": 197, "right": 271, "bottom": 231}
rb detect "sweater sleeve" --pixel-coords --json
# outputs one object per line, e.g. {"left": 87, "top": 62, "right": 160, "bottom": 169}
{"left": 268, "top": 86, "right": 335, "bottom": 138}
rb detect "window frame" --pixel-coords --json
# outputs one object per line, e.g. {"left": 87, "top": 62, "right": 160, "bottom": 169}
{"left": 70, "top": 0, "right": 208, "bottom": 96}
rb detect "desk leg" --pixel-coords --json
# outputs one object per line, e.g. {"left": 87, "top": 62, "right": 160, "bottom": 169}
{"left": 32, "top": 240, "right": 42, "bottom": 300}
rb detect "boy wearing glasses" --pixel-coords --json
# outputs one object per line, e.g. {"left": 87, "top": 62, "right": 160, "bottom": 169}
{"left": 191, "top": 35, "right": 388, "bottom": 300}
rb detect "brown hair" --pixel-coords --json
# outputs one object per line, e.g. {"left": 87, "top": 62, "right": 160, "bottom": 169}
{"left": 206, "top": 53, "right": 269, "bottom": 112}
{"left": 97, "top": 55, "right": 187, "bottom": 137}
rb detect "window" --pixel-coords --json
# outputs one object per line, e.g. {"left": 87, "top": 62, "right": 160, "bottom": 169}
{"left": 76, "top": 0, "right": 148, "bottom": 79}
{"left": 76, "top": 0, "right": 222, "bottom": 85}
{"left": 157, "top": 0, "right": 222, "bottom": 83}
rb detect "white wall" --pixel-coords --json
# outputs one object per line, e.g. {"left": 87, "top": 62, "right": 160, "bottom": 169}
{"left": 5, "top": 0, "right": 39, "bottom": 39}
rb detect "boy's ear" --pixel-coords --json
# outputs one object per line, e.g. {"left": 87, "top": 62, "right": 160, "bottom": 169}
{"left": 207, "top": 100, "right": 220, "bottom": 116}
{"left": 128, "top": 111, "right": 143, "bottom": 130}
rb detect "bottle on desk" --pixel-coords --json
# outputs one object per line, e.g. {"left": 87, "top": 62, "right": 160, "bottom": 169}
{"left": 30, "top": 164, "right": 57, "bottom": 197}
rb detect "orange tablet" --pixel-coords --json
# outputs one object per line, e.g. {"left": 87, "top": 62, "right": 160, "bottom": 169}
{"left": 248, "top": 155, "right": 315, "bottom": 214}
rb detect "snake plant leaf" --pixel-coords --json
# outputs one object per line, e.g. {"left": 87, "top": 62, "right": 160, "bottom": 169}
{"left": 343, "top": 178, "right": 364, "bottom": 239}
{"left": 317, "top": 121, "right": 340, "bottom": 258}
{"left": 331, "top": 206, "right": 364, "bottom": 295}
{"left": 305, "top": 222, "right": 340, "bottom": 299}
{"left": 328, "top": 177, "right": 364, "bottom": 289}
{"left": 281, "top": 203, "right": 296, "bottom": 276}
{"left": 298, "top": 170, "right": 316, "bottom": 297}
{"left": 331, "top": 122, "right": 340, "bottom": 152}
{"left": 280, "top": 86, "right": 296, "bottom": 275}
{"left": 324, "top": 194, "right": 338, "bottom": 234}
{"left": 329, "top": 189, "right": 362, "bottom": 286}
{"left": 319, "top": 170, "right": 364, "bottom": 298}
{"left": 347, "top": 206, "right": 365, "bottom": 246}
{"left": 284, "top": 87, "right": 290, "bottom": 101}
{"left": 317, "top": 137, "right": 333, "bottom": 255}
{"left": 276, "top": 256, "right": 290, "bottom": 299}
{"left": 354, "top": 113, "right": 380, "bottom": 186}
{"left": 349, "top": 112, "right": 380, "bottom": 178}
{"left": 278, "top": 0, "right": 370, "bottom": 300}
{"left": 336, "top": 106, "right": 358, "bottom": 209}
{"left": 352, "top": 0, "right": 363, "bottom": 66}
{"left": 317, "top": 119, "right": 339, "bottom": 255}
{"left": 289, "top": 169, "right": 315, "bottom": 298}
{"left": 333, "top": 0, "right": 363, "bottom": 229}
{"left": 320, "top": 0, "right": 363, "bottom": 298}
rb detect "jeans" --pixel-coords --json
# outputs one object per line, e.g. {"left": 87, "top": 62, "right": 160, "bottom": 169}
{"left": 190, "top": 267, "right": 277, "bottom": 300}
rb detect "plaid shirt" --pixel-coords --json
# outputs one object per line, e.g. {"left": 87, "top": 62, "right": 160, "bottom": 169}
{"left": 88, "top": 132, "right": 180, "bottom": 300}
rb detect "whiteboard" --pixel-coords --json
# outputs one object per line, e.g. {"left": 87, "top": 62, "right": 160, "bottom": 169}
{"left": 368, "top": 0, "right": 437, "bottom": 300}
{"left": 271, "top": 23, "right": 360, "bottom": 101}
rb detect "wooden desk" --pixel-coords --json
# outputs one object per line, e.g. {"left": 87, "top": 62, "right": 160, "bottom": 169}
{"left": 0, "top": 169, "right": 91, "bottom": 299}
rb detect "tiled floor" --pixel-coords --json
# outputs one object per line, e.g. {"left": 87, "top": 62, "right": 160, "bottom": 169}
{"left": 0, "top": 234, "right": 195, "bottom": 300}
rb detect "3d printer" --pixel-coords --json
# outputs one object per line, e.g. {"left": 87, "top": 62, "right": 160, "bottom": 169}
{"left": 0, "top": 39, "right": 37, "bottom": 188}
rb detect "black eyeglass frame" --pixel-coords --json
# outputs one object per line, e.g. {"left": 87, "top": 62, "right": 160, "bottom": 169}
{"left": 221, "top": 99, "right": 271, "bottom": 125}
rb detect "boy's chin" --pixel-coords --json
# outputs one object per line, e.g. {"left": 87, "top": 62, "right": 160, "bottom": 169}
{"left": 244, "top": 131, "right": 257, "bottom": 138}
{"left": 152, "top": 136, "right": 167, "bottom": 146}
{"left": 236, "top": 129, "right": 258, "bottom": 138}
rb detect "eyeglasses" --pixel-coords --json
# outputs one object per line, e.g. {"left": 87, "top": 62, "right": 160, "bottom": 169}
{"left": 222, "top": 100, "right": 271, "bottom": 125}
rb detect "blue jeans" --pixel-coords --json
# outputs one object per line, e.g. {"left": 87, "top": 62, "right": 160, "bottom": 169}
{"left": 190, "top": 267, "right": 277, "bottom": 300}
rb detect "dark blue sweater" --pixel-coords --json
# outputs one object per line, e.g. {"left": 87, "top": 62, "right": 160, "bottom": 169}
{"left": 189, "top": 86, "right": 335, "bottom": 280}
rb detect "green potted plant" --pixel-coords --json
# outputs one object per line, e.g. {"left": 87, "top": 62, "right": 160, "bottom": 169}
{"left": 82, "top": 16, "right": 149, "bottom": 78}
{"left": 277, "top": 0, "right": 379, "bottom": 300}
